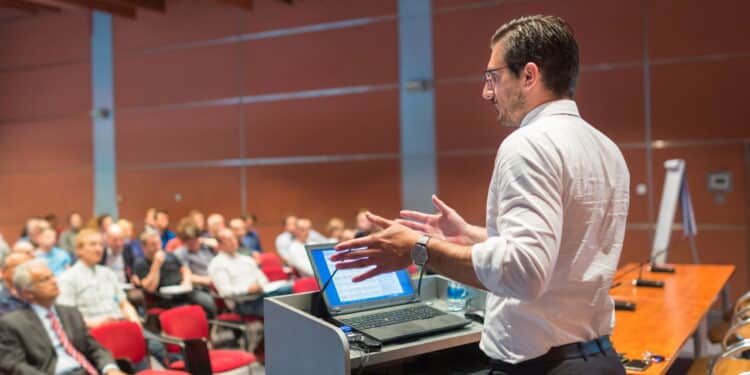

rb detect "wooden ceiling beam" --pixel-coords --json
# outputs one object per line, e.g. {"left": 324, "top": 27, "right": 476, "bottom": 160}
{"left": 0, "top": 0, "right": 60, "bottom": 14}
{"left": 54, "top": 0, "right": 136, "bottom": 18}
{"left": 218, "top": 0, "right": 252, "bottom": 11}
{"left": 114, "top": 0, "right": 163, "bottom": 12}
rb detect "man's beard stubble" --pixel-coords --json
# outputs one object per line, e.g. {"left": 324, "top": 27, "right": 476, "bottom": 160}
{"left": 495, "top": 90, "right": 526, "bottom": 128}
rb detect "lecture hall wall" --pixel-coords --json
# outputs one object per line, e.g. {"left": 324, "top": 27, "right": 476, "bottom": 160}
{"left": 0, "top": 0, "right": 748, "bottom": 298}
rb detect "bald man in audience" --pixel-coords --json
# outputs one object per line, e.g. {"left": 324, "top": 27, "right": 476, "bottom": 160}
{"left": 12, "top": 240, "right": 34, "bottom": 255}
{"left": 101, "top": 224, "right": 127, "bottom": 283}
{"left": 0, "top": 260, "right": 125, "bottom": 375}
{"left": 0, "top": 252, "right": 34, "bottom": 315}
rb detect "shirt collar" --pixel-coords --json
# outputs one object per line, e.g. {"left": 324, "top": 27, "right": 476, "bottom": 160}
{"left": 30, "top": 303, "right": 55, "bottom": 318}
{"left": 519, "top": 99, "right": 580, "bottom": 128}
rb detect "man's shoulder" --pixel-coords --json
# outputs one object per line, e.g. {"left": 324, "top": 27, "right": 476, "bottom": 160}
{"left": 0, "top": 306, "right": 33, "bottom": 327}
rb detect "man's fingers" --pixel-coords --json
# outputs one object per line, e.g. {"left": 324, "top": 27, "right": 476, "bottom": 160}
{"left": 335, "top": 235, "right": 375, "bottom": 251}
{"left": 395, "top": 219, "right": 429, "bottom": 233}
{"left": 432, "top": 194, "right": 454, "bottom": 214}
{"left": 399, "top": 210, "right": 432, "bottom": 223}
{"left": 365, "top": 212, "right": 394, "bottom": 228}
{"left": 330, "top": 248, "right": 380, "bottom": 262}
{"left": 334, "top": 257, "right": 375, "bottom": 270}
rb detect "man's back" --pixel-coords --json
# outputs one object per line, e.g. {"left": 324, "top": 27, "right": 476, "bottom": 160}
{"left": 476, "top": 99, "right": 629, "bottom": 362}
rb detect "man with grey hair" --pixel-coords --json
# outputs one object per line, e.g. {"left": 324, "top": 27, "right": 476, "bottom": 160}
{"left": 100, "top": 224, "right": 127, "bottom": 283}
{"left": 0, "top": 260, "right": 125, "bottom": 375}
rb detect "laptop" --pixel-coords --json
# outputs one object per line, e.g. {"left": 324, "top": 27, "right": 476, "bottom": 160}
{"left": 306, "top": 243, "right": 471, "bottom": 343}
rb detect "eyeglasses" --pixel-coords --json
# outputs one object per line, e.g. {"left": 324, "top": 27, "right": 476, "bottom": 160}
{"left": 484, "top": 66, "right": 507, "bottom": 87}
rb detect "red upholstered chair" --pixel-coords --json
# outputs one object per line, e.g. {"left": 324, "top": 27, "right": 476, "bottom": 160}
{"left": 260, "top": 264, "right": 289, "bottom": 282}
{"left": 258, "top": 253, "right": 283, "bottom": 267}
{"left": 89, "top": 320, "right": 188, "bottom": 375}
{"left": 159, "top": 305, "right": 256, "bottom": 374}
{"left": 292, "top": 277, "right": 320, "bottom": 293}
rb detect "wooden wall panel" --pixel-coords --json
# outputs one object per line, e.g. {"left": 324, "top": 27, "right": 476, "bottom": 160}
{"left": 115, "top": 44, "right": 241, "bottom": 108}
{"left": 575, "top": 68, "right": 644, "bottom": 143}
{"left": 245, "top": 160, "right": 401, "bottom": 251}
{"left": 0, "top": 11, "right": 89, "bottom": 69}
{"left": 240, "top": 0, "right": 396, "bottom": 34}
{"left": 116, "top": 106, "right": 241, "bottom": 165}
{"left": 117, "top": 167, "right": 242, "bottom": 232}
{"left": 244, "top": 90, "right": 399, "bottom": 158}
{"left": 241, "top": 21, "right": 398, "bottom": 95}
{"left": 437, "top": 154, "right": 495, "bottom": 226}
{"left": 653, "top": 145, "right": 745, "bottom": 226}
{"left": 651, "top": 58, "right": 750, "bottom": 140}
{"left": 0, "top": 170, "right": 93, "bottom": 228}
{"left": 649, "top": 0, "right": 750, "bottom": 59}
{"left": 0, "top": 116, "right": 91, "bottom": 172}
{"left": 433, "top": 0, "right": 642, "bottom": 79}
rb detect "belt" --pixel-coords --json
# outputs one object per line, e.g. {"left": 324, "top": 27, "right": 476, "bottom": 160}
{"left": 490, "top": 335, "right": 613, "bottom": 370}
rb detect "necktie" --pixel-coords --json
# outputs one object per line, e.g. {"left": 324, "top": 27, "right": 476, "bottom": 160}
{"left": 47, "top": 311, "right": 99, "bottom": 375}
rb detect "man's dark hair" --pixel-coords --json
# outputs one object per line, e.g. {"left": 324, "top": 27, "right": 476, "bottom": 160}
{"left": 491, "top": 15, "right": 579, "bottom": 97}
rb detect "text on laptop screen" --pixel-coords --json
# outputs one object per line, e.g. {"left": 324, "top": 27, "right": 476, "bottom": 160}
{"left": 310, "top": 248, "right": 414, "bottom": 308}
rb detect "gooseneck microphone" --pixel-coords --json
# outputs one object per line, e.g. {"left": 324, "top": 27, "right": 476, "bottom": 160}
{"left": 611, "top": 249, "right": 673, "bottom": 310}
{"left": 632, "top": 249, "right": 670, "bottom": 288}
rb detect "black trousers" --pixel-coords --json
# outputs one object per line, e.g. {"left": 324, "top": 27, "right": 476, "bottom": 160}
{"left": 488, "top": 347, "right": 626, "bottom": 375}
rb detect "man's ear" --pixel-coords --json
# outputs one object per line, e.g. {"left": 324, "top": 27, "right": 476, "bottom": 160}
{"left": 522, "top": 62, "right": 541, "bottom": 89}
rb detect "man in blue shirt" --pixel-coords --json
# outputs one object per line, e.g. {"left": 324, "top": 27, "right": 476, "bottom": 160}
{"left": 35, "top": 228, "right": 71, "bottom": 275}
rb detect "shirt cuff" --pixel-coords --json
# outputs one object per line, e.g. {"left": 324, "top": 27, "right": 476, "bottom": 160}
{"left": 101, "top": 363, "right": 119, "bottom": 374}
{"left": 471, "top": 237, "right": 504, "bottom": 293}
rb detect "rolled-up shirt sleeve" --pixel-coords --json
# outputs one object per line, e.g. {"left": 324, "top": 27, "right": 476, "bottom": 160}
{"left": 472, "top": 132, "right": 563, "bottom": 301}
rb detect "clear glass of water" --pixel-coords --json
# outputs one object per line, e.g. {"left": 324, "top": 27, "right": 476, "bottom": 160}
{"left": 446, "top": 280, "right": 468, "bottom": 311}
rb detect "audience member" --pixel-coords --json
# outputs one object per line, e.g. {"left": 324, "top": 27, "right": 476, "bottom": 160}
{"left": 117, "top": 219, "right": 134, "bottom": 243}
{"left": 94, "top": 214, "right": 113, "bottom": 234}
{"left": 173, "top": 218, "right": 214, "bottom": 289}
{"left": 0, "top": 234, "right": 9, "bottom": 266}
{"left": 326, "top": 217, "right": 345, "bottom": 241}
{"left": 274, "top": 215, "right": 297, "bottom": 260}
{"left": 143, "top": 208, "right": 157, "bottom": 232}
{"left": 58, "top": 212, "right": 83, "bottom": 256}
{"left": 0, "top": 260, "right": 125, "bottom": 375}
{"left": 36, "top": 228, "right": 72, "bottom": 275}
{"left": 189, "top": 209, "right": 207, "bottom": 236}
{"left": 22, "top": 217, "right": 50, "bottom": 246}
{"left": 58, "top": 229, "right": 169, "bottom": 366}
{"left": 100, "top": 225, "right": 127, "bottom": 283}
{"left": 12, "top": 240, "right": 34, "bottom": 254}
{"left": 286, "top": 218, "right": 315, "bottom": 277}
{"left": 242, "top": 214, "right": 263, "bottom": 252}
{"left": 132, "top": 230, "right": 216, "bottom": 318}
{"left": 229, "top": 218, "right": 254, "bottom": 257}
{"left": 209, "top": 228, "right": 288, "bottom": 317}
{"left": 155, "top": 209, "right": 175, "bottom": 248}
{"left": 0, "top": 252, "right": 34, "bottom": 315}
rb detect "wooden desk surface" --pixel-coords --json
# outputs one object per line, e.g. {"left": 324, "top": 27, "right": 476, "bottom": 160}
{"left": 610, "top": 264, "right": 735, "bottom": 375}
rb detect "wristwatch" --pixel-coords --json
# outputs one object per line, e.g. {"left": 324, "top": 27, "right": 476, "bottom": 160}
{"left": 411, "top": 235, "right": 431, "bottom": 266}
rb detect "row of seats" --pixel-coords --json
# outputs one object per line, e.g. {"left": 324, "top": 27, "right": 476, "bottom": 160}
{"left": 689, "top": 291, "right": 750, "bottom": 374}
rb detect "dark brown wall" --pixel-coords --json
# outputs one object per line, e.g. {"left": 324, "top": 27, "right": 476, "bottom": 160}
{"left": 0, "top": 0, "right": 748, "bottom": 297}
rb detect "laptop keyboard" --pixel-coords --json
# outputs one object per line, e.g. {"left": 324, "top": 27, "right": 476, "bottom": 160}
{"left": 340, "top": 305, "right": 447, "bottom": 330}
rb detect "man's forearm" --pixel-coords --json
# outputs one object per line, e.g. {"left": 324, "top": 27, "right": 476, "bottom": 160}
{"left": 463, "top": 224, "right": 488, "bottom": 245}
{"left": 141, "top": 266, "right": 161, "bottom": 292}
{"left": 427, "top": 238, "right": 485, "bottom": 291}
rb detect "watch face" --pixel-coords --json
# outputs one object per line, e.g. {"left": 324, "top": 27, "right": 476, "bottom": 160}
{"left": 411, "top": 245, "right": 428, "bottom": 265}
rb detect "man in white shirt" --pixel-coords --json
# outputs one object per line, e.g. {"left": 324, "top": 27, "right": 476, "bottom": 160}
{"left": 101, "top": 224, "right": 127, "bottom": 283}
{"left": 285, "top": 218, "right": 315, "bottom": 277}
{"left": 333, "top": 15, "right": 628, "bottom": 375}
{"left": 209, "top": 228, "right": 291, "bottom": 317}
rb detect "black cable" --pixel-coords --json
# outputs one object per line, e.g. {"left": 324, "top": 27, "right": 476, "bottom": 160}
{"left": 416, "top": 265, "right": 426, "bottom": 296}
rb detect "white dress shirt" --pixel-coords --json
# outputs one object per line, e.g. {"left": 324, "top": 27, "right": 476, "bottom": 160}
{"left": 208, "top": 251, "right": 269, "bottom": 298}
{"left": 57, "top": 261, "right": 126, "bottom": 323}
{"left": 286, "top": 240, "right": 314, "bottom": 277}
{"left": 471, "top": 99, "right": 630, "bottom": 363}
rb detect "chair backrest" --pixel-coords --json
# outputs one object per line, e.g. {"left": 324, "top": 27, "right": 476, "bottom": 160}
{"left": 293, "top": 277, "right": 320, "bottom": 293}
{"left": 259, "top": 253, "right": 283, "bottom": 268}
{"left": 262, "top": 264, "right": 289, "bottom": 282}
{"left": 90, "top": 320, "right": 147, "bottom": 365}
{"left": 160, "top": 305, "right": 210, "bottom": 354}
{"left": 711, "top": 338, "right": 750, "bottom": 374}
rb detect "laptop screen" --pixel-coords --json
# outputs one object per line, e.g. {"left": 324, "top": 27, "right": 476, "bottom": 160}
{"left": 308, "top": 245, "right": 414, "bottom": 309}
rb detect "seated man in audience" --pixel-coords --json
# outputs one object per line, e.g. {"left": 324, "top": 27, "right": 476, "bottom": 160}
{"left": 100, "top": 224, "right": 127, "bottom": 283}
{"left": 274, "top": 215, "right": 297, "bottom": 261}
{"left": 242, "top": 214, "right": 263, "bottom": 252}
{"left": 132, "top": 230, "right": 217, "bottom": 318}
{"left": 229, "top": 218, "right": 258, "bottom": 258}
{"left": 58, "top": 229, "right": 169, "bottom": 367}
{"left": 58, "top": 212, "right": 83, "bottom": 257}
{"left": 285, "top": 218, "right": 316, "bottom": 277}
{"left": 36, "top": 227, "right": 72, "bottom": 275}
{"left": 173, "top": 218, "right": 215, "bottom": 289}
{"left": 0, "top": 260, "right": 125, "bottom": 375}
{"left": 0, "top": 252, "right": 34, "bottom": 315}
{"left": 209, "top": 228, "right": 291, "bottom": 317}
{"left": 12, "top": 240, "right": 35, "bottom": 254}
{"left": 155, "top": 210, "right": 176, "bottom": 248}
